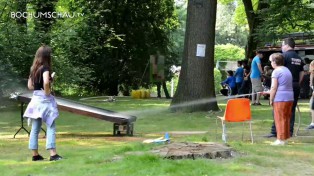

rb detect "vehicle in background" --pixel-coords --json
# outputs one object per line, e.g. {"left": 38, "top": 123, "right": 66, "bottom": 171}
{"left": 258, "top": 32, "right": 314, "bottom": 99}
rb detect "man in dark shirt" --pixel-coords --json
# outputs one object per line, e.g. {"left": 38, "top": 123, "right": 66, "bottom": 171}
{"left": 265, "top": 38, "right": 304, "bottom": 138}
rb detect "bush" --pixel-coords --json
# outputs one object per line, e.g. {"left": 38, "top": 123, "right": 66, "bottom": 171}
{"left": 215, "top": 43, "right": 245, "bottom": 61}
{"left": 214, "top": 68, "right": 222, "bottom": 94}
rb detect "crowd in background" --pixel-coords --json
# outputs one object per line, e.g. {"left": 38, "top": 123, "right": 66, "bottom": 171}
{"left": 220, "top": 37, "right": 314, "bottom": 146}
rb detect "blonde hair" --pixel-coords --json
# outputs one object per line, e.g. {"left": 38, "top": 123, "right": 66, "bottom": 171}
{"left": 310, "top": 60, "right": 314, "bottom": 73}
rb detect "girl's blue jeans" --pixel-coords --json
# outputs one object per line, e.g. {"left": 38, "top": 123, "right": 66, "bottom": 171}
{"left": 29, "top": 118, "right": 56, "bottom": 150}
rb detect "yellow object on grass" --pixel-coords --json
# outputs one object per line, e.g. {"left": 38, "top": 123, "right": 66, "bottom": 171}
{"left": 131, "top": 89, "right": 150, "bottom": 99}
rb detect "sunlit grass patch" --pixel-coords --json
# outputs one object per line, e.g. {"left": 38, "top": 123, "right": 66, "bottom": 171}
{"left": 1, "top": 97, "right": 314, "bottom": 175}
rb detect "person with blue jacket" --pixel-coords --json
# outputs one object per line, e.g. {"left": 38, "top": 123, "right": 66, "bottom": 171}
{"left": 234, "top": 61, "right": 244, "bottom": 94}
{"left": 221, "top": 70, "right": 236, "bottom": 95}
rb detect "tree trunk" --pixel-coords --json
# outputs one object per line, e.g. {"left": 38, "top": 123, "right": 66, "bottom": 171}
{"left": 170, "top": 0, "right": 219, "bottom": 112}
{"left": 243, "top": 0, "right": 269, "bottom": 58}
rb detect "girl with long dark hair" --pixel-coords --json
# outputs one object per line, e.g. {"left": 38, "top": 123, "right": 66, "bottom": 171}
{"left": 23, "top": 45, "right": 62, "bottom": 161}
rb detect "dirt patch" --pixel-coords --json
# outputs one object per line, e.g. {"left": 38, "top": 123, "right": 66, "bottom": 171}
{"left": 151, "top": 142, "right": 234, "bottom": 159}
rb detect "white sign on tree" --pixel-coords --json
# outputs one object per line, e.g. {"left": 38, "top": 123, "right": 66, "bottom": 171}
{"left": 196, "top": 44, "right": 206, "bottom": 57}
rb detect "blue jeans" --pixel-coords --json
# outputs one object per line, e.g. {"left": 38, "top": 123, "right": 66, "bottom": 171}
{"left": 29, "top": 118, "right": 56, "bottom": 150}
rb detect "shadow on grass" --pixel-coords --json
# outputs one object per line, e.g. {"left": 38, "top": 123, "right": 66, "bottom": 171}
{"left": 58, "top": 132, "right": 144, "bottom": 141}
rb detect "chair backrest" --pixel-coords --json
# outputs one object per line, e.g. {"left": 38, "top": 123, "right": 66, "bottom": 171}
{"left": 224, "top": 98, "right": 251, "bottom": 122}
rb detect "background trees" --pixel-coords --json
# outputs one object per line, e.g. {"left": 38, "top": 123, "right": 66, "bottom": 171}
{"left": 0, "top": 0, "right": 179, "bottom": 96}
{"left": 1, "top": 0, "right": 314, "bottom": 112}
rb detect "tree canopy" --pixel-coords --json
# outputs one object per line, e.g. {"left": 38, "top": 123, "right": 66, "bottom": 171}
{"left": 0, "top": 0, "right": 179, "bottom": 96}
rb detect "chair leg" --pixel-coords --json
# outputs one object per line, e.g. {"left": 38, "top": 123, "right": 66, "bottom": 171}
{"left": 221, "top": 120, "right": 227, "bottom": 143}
{"left": 215, "top": 118, "right": 218, "bottom": 141}
{"left": 249, "top": 121, "right": 254, "bottom": 144}
{"left": 242, "top": 122, "right": 244, "bottom": 141}
{"left": 295, "top": 105, "right": 301, "bottom": 137}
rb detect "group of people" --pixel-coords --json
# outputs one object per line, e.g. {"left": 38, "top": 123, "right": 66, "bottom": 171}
{"left": 264, "top": 38, "right": 306, "bottom": 145}
{"left": 220, "top": 52, "right": 272, "bottom": 105}
{"left": 20, "top": 38, "right": 314, "bottom": 163}
{"left": 220, "top": 60, "right": 250, "bottom": 96}
{"left": 221, "top": 37, "right": 314, "bottom": 146}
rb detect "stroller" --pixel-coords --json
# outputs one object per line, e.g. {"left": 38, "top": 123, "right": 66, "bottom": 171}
{"left": 220, "top": 84, "right": 232, "bottom": 96}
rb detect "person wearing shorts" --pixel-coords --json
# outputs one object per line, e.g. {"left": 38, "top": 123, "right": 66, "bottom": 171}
{"left": 250, "top": 51, "right": 264, "bottom": 105}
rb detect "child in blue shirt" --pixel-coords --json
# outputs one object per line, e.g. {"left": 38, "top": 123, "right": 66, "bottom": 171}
{"left": 221, "top": 70, "right": 236, "bottom": 95}
{"left": 234, "top": 61, "right": 244, "bottom": 94}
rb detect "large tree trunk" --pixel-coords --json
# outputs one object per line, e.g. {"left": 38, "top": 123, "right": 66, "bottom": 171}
{"left": 242, "top": 0, "right": 256, "bottom": 58}
{"left": 170, "top": 0, "right": 219, "bottom": 112}
{"left": 243, "top": 0, "right": 268, "bottom": 58}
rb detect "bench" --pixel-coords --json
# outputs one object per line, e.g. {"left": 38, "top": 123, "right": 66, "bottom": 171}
{"left": 14, "top": 93, "right": 137, "bottom": 138}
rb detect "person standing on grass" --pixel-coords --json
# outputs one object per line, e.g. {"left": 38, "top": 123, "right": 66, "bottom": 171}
{"left": 250, "top": 51, "right": 264, "bottom": 105}
{"left": 301, "top": 57, "right": 311, "bottom": 98}
{"left": 23, "top": 45, "right": 63, "bottom": 161}
{"left": 306, "top": 60, "right": 314, "bottom": 129}
{"left": 269, "top": 53, "right": 294, "bottom": 145}
{"left": 234, "top": 60, "right": 244, "bottom": 94}
{"left": 265, "top": 38, "right": 304, "bottom": 138}
{"left": 238, "top": 61, "right": 251, "bottom": 96}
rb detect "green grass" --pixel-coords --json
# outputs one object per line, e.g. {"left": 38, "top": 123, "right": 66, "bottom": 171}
{"left": 1, "top": 96, "right": 314, "bottom": 176}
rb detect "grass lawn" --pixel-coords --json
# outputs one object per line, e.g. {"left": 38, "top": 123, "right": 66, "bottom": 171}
{"left": 1, "top": 96, "right": 314, "bottom": 176}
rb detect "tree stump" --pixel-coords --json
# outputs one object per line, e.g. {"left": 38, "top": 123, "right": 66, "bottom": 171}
{"left": 151, "top": 142, "right": 233, "bottom": 159}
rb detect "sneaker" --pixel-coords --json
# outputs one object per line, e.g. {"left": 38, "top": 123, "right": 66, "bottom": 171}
{"left": 263, "top": 133, "right": 277, "bottom": 138}
{"left": 270, "top": 139, "right": 285, "bottom": 146}
{"left": 255, "top": 102, "right": 262, "bottom": 105}
{"left": 32, "top": 154, "right": 44, "bottom": 161}
{"left": 49, "top": 154, "right": 63, "bottom": 161}
{"left": 306, "top": 125, "right": 314, "bottom": 130}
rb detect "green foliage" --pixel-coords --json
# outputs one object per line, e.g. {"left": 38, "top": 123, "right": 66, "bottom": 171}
{"left": 234, "top": 0, "right": 248, "bottom": 25}
{"left": 234, "top": 0, "right": 314, "bottom": 46}
{"left": 0, "top": 1, "right": 42, "bottom": 97}
{"left": 214, "top": 44, "right": 245, "bottom": 61}
{"left": 214, "top": 68, "right": 222, "bottom": 93}
{"left": 0, "top": 0, "right": 179, "bottom": 96}
{"left": 169, "top": 2, "right": 187, "bottom": 65}
{"left": 216, "top": 3, "right": 248, "bottom": 47}
{"left": 234, "top": 0, "right": 259, "bottom": 26}
{"left": 255, "top": 0, "right": 314, "bottom": 44}
{"left": 218, "top": 0, "right": 235, "bottom": 4}
{"left": 52, "top": 0, "right": 179, "bottom": 95}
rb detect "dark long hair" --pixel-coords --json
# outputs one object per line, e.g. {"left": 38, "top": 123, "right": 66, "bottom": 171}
{"left": 30, "top": 45, "right": 52, "bottom": 83}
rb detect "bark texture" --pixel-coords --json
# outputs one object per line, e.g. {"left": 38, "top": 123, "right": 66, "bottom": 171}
{"left": 170, "top": 0, "right": 219, "bottom": 112}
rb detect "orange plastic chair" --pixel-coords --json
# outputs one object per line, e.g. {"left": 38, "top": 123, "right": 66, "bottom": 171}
{"left": 216, "top": 98, "right": 253, "bottom": 143}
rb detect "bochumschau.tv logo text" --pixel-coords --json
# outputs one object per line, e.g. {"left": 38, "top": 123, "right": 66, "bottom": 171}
{"left": 11, "top": 12, "right": 84, "bottom": 19}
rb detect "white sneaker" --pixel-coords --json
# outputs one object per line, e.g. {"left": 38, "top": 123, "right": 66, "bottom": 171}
{"left": 270, "top": 139, "right": 285, "bottom": 146}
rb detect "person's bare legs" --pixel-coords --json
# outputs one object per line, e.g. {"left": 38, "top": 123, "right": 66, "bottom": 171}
{"left": 32, "top": 149, "right": 39, "bottom": 156}
{"left": 311, "top": 97, "right": 314, "bottom": 124}
{"left": 50, "top": 149, "right": 57, "bottom": 156}
{"left": 306, "top": 97, "right": 314, "bottom": 129}
{"left": 251, "top": 91, "right": 256, "bottom": 104}
{"left": 256, "top": 92, "right": 261, "bottom": 104}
